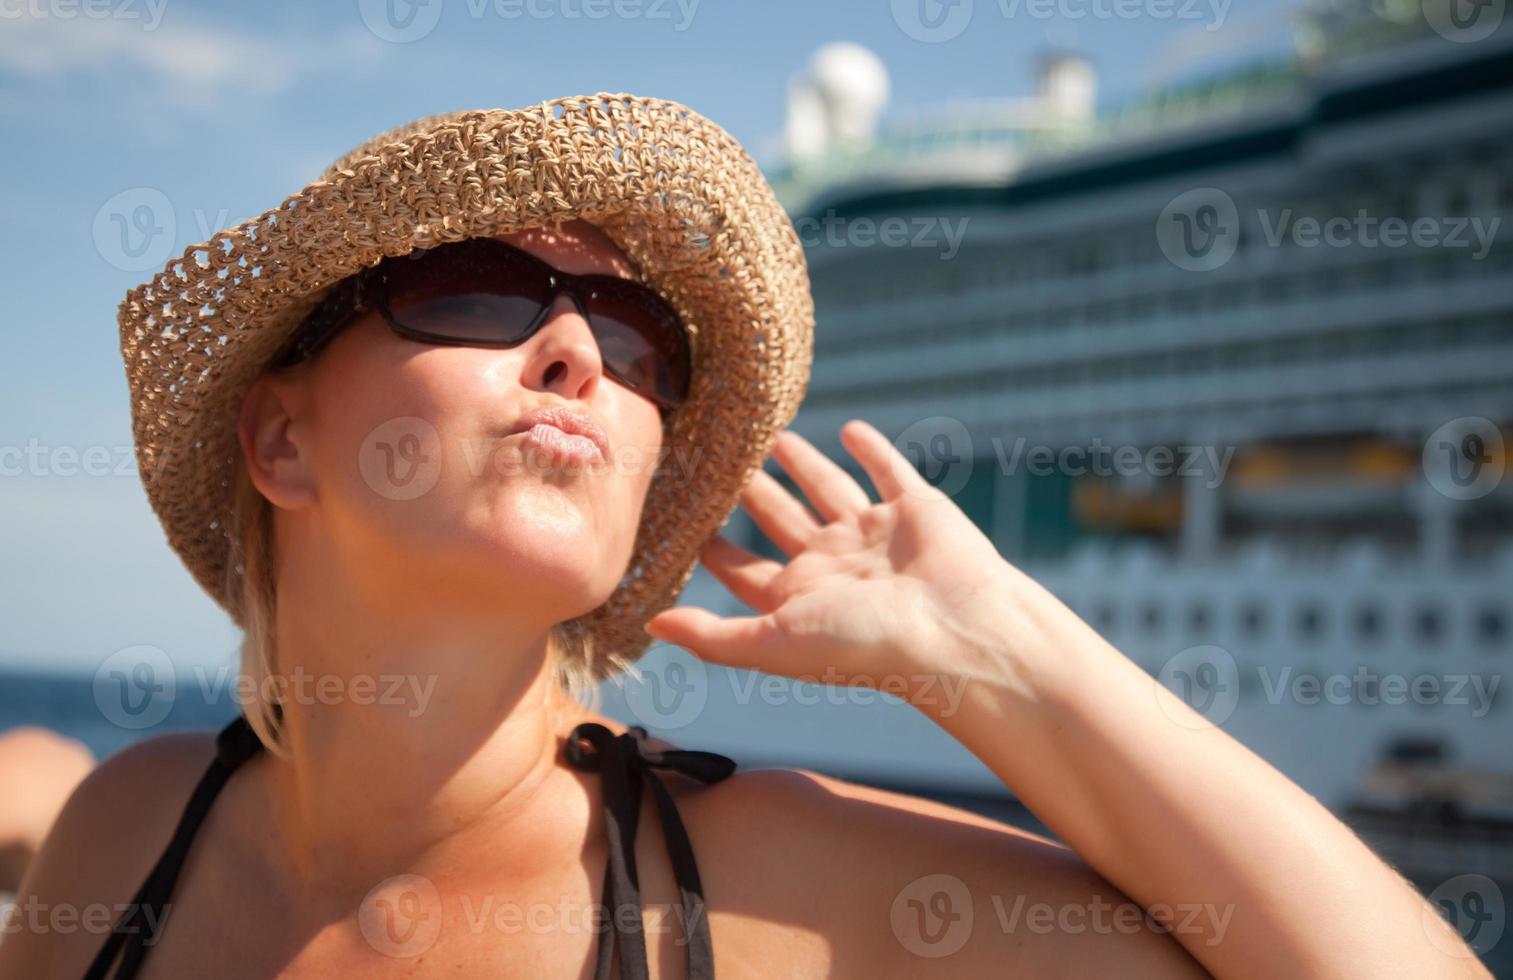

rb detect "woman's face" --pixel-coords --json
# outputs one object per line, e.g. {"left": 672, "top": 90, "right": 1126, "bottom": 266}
{"left": 269, "top": 220, "right": 668, "bottom": 623}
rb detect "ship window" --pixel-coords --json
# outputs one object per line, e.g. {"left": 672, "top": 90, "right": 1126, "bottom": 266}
{"left": 1240, "top": 601, "right": 1267, "bottom": 638}
{"left": 1414, "top": 605, "right": 1444, "bottom": 647}
{"left": 1141, "top": 602, "right": 1164, "bottom": 634}
{"left": 1296, "top": 603, "right": 1325, "bottom": 642}
{"left": 1095, "top": 602, "right": 1118, "bottom": 633}
{"left": 1187, "top": 601, "right": 1211, "bottom": 635}
{"left": 1476, "top": 607, "right": 1506, "bottom": 647}
{"left": 1356, "top": 603, "right": 1383, "bottom": 641}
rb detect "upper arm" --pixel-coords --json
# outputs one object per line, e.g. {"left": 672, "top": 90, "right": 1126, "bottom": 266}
{"left": 699, "top": 766, "right": 1211, "bottom": 979}
{"left": 0, "top": 731, "right": 214, "bottom": 979}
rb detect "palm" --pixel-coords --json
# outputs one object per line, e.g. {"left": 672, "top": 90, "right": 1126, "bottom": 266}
{"left": 645, "top": 420, "right": 1011, "bottom": 686}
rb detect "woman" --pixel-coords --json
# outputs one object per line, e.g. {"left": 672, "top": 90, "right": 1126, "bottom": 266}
{"left": 0, "top": 95, "right": 1488, "bottom": 979}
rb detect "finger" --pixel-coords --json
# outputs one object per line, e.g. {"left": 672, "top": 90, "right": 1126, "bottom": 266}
{"left": 741, "top": 468, "right": 822, "bottom": 558}
{"left": 838, "top": 418, "right": 938, "bottom": 502}
{"left": 644, "top": 606, "right": 787, "bottom": 672}
{"left": 699, "top": 534, "right": 785, "bottom": 614}
{"left": 770, "top": 429, "right": 873, "bottom": 523}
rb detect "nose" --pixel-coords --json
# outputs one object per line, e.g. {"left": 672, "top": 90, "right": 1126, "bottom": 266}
{"left": 519, "top": 293, "right": 603, "bottom": 403}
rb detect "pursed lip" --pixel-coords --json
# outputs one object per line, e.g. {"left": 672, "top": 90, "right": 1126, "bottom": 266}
{"left": 507, "top": 405, "right": 610, "bottom": 460}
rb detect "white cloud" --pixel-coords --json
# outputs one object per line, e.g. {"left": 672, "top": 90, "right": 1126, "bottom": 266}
{"left": 0, "top": 9, "right": 385, "bottom": 111}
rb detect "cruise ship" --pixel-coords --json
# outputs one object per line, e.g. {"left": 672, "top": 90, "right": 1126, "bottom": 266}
{"left": 604, "top": 1, "right": 1513, "bottom": 950}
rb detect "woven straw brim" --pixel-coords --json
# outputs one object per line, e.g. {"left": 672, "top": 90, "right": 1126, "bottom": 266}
{"left": 119, "top": 93, "right": 814, "bottom": 682}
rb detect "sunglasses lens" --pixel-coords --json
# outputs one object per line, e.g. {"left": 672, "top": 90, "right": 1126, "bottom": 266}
{"left": 374, "top": 239, "right": 691, "bottom": 411}
{"left": 383, "top": 247, "right": 550, "bottom": 344}
{"left": 585, "top": 288, "right": 691, "bottom": 410}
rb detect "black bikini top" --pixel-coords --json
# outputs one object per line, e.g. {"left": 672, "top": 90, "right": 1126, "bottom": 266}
{"left": 83, "top": 715, "right": 738, "bottom": 980}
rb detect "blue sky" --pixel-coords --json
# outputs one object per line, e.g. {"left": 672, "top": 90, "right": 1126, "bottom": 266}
{"left": 0, "top": 0, "right": 1300, "bottom": 674}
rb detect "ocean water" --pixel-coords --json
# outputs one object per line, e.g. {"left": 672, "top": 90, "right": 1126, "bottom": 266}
{"left": 0, "top": 668, "right": 240, "bottom": 762}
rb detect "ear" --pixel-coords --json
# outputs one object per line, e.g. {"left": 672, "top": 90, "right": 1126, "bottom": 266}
{"left": 236, "top": 373, "right": 317, "bottom": 511}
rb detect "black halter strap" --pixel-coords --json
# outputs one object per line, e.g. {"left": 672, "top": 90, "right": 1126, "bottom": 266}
{"left": 83, "top": 715, "right": 266, "bottom": 980}
{"left": 81, "top": 716, "right": 736, "bottom": 980}
{"left": 563, "top": 722, "right": 737, "bottom": 980}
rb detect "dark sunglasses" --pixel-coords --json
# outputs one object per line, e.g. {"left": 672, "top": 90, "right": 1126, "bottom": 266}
{"left": 268, "top": 237, "right": 693, "bottom": 414}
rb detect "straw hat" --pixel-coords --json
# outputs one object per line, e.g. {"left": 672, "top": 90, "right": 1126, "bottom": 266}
{"left": 118, "top": 92, "right": 814, "bottom": 681}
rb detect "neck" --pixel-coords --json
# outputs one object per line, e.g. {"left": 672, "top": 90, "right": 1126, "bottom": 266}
{"left": 243, "top": 536, "right": 605, "bottom": 907}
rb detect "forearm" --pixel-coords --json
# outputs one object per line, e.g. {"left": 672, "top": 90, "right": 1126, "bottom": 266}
{"left": 916, "top": 566, "right": 1489, "bottom": 979}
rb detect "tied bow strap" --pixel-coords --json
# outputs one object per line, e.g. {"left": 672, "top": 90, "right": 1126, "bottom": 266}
{"left": 564, "top": 722, "right": 737, "bottom": 980}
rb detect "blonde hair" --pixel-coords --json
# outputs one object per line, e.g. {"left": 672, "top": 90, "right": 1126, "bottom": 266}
{"left": 223, "top": 444, "right": 602, "bottom": 758}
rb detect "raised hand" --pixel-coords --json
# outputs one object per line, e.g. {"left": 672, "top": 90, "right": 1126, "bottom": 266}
{"left": 644, "top": 419, "right": 1020, "bottom": 703}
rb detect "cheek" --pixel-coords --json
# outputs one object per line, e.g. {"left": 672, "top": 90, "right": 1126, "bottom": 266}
{"left": 303, "top": 333, "right": 485, "bottom": 510}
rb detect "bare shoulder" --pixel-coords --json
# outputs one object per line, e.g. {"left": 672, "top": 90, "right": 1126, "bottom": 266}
{"left": 0, "top": 729, "right": 218, "bottom": 978}
{"left": 679, "top": 765, "right": 1211, "bottom": 979}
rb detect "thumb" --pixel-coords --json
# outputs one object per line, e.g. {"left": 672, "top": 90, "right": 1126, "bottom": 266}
{"left": 645, "top": 607, "right": 786, "bottom": 671}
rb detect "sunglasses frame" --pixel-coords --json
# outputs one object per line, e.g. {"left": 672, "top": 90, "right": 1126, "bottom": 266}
{"left": 267, "top": 237, "right": 693, "bottom": 414}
